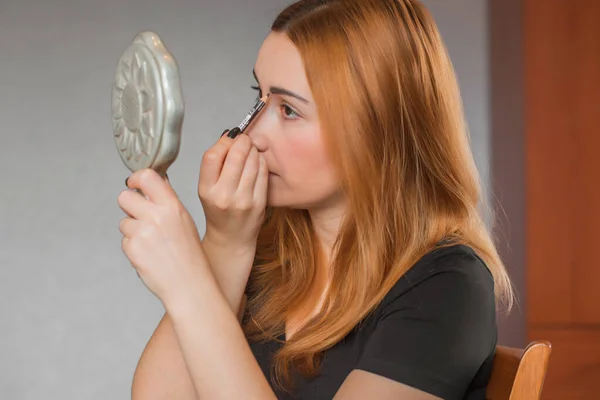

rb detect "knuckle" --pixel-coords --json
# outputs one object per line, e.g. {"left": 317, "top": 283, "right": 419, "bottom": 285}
{"left": 247, "top": 158, "right": 260, "bottom": 173}
{"left": 139, "top": 168, "right": 154, "bottom": 183}
{"left": 126, "top": 236, "right": 140, "bottom": 254}
{"left": 237, "top": 199, "right": 254, "bottom": 211}
{"left": 236, "top": 135, "right": 252, "bottom": 148}
{"left": 246, "top": 148, "right": 258, "bottom": 165}
{"left": 171, "top": 201, "right": 185, "bottom": 215}
{"left": 140, "top": 223, "right": 157, "bottom": 239}
{"left": 202, "top": 149, "right": 221, "bottom": 164}
{"left": 197, "top": 188, "right": 209, "bottom": 202}
{"left": 153, "top": 210, "right": 170, "bottom": 226}
{"left": 213, "top": 195, "right": 231, "bottom": 211}
{"left": 259, "top": 153, "right": 267, "bottom": 166}
{"left": 249, "top": 146, "right": 259, "bottom": 158}
{"left": 227, "top": 150, "right": 247, "bottom": 165}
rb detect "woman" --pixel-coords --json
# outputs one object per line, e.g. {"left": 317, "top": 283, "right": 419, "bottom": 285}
{"left": 118, "top": 0, "right": 513, "bottom": 399}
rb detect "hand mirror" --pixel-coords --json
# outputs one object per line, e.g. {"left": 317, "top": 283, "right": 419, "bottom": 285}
{"left": 112, "top": 31, "right": 184, "bottom": 178}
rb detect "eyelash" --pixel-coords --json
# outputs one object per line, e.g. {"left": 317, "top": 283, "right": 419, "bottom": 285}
{"left": 250, "top": 85, "right": 300, "bottom": 120}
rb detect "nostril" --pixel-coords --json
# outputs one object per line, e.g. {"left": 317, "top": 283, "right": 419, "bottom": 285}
{"left": 247, "top": 134, "right": 268, "bottom": 152}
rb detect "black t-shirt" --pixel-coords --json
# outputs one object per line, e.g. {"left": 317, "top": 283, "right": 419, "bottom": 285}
{"left": 248, "top": 244, "right": 497, "bottom": 400}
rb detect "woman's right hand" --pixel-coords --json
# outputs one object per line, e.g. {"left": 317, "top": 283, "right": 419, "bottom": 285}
{"left": 198, "top": 129, "right": 269, "bottom": 249}
{"left": 197, "top": 129, "right": 269, "bottom": 316}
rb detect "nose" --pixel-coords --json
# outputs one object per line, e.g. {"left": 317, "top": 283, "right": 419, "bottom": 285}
{"left": 246, "top": 111, "right": 270, "bottom": 152}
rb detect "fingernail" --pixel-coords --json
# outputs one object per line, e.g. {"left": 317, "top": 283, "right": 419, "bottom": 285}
{"left": 227, "top": 127, "right": 241, "bottom": 139}
{"left": 221, "top": 129, "right": 229, "bottom": 137}
{"left": 125, "top": 177, "right": 129, "bottom": 187}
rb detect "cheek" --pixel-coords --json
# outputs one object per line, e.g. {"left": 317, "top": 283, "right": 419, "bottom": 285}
{"left": 281, "top": 132, "right": 325, "bottom": 170}
{"left": 275, "top": 133, "right": 338, "bottom": 190}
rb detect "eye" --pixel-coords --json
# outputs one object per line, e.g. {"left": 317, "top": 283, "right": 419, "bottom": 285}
{"left": 281, "top": 104, "right": 300, "bottom": 120}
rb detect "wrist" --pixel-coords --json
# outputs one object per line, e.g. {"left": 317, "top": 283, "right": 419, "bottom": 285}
{"left": 164, "top": 267, "right": 221, "bottom": 319}
{"left": 200, "top": 232, "right": 256, "bottom": 315}
{"left": 202, "top": 231, "right": 257, "bottom": 257}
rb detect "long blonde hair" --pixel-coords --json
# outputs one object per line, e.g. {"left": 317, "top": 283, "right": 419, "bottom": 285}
{"left": 243, "top": 0, "right": 513, "bottom": 391}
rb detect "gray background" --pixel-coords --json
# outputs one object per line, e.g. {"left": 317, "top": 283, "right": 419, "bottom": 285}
{"left": 0, "top": 0, "right": 523, "bottom": 398}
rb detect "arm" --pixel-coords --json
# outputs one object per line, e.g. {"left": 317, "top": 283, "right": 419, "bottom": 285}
{"left": 334, "top": 371, "right": 441, "bottom": 400}
{"left": 131, "top": 132, "right": 262, "bottom": 399}
{"left": 131, "top": 245, "right": 254, "bottom": 400}
{"left": 131, "top": 313, "right": 198, "bottom": 400}
{"left": 166, "top": 268, "right": 277, "bottom": 400}
{"left": 200, "top": 237, "right": 255, "bottom": 319}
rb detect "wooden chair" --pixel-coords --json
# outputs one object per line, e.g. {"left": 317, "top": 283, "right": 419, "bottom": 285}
{"left": 486, "top": 341, "right": 552, "bottom": 400}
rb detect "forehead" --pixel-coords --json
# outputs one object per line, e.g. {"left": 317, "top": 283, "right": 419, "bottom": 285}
{"left": 254, "top": 32, "right": 312, "bottom": 95}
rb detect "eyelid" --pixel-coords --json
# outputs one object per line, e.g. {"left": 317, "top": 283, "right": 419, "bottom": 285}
{"left": 282, "top": 101, "right": 298, "bottom": 113}
{"left": 281, "top": 102, "right": 301, "bottom": 119}
{"left": 271, "top": 95, "right": 302, "bottom": 115}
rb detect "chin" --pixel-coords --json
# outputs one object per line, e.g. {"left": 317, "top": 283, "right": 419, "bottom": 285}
{"left": 266, "top": 176, "right": 344, "bottom": 210}
{"left": 266, "top": 186, "right": 298, "bottom": 208}
{"left": 266, "top": 190, "right": 295, "bottom": 208}
{"left": 266, "top": 190, "right": 333, "bottom": 210}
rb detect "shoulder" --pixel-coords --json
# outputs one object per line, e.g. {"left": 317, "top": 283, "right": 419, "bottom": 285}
{"left": 377, "top": 243, "right": 495, "bottom": 313}
{"left": 354, "top": 244, "right": 497, "bottom": 399}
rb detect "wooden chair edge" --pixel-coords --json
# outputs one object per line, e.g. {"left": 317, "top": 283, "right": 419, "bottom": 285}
{"left": 511, "top": 340, "right": 552, "bottom": 400}
{"left": 487, "top": 340, "right": 552, "bottom": 400}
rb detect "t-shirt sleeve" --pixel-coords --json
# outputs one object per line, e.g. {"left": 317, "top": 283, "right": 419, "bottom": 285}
{"left": 354, "top": 254, "right": 497, "bottom": 400}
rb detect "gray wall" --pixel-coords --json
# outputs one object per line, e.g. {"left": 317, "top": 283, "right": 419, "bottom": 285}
{"left": 0, "top": 0, "right": 513, "bottom": 398}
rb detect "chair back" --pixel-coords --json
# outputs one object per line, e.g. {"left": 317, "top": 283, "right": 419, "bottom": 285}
{"left": 486, "top": 340, "right": 552, "bottom": 400}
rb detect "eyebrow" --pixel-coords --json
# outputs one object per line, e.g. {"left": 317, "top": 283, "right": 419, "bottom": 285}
{"left": 253, "top": 69, "right": 309, "bottom": 104}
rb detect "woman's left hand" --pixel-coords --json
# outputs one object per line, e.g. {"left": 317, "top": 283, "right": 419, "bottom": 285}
{"left": 117, "top": 168, "right": 210, "bottom": 307}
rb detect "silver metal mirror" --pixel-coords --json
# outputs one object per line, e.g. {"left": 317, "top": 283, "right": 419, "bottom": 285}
{"left": 112, "top": 31, "right": 184, "bottom": 178}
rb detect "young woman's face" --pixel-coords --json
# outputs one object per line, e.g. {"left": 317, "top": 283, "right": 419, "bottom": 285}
{"left": 246, "top": 32, "right": 343, "bottom": 210}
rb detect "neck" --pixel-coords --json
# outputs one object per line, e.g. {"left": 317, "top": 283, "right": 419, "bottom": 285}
{"left": 283, "top": 198, "right": 346, "bottom": 332}
{"left": 307, "top": 199, "right": 346, "bottom": 264}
